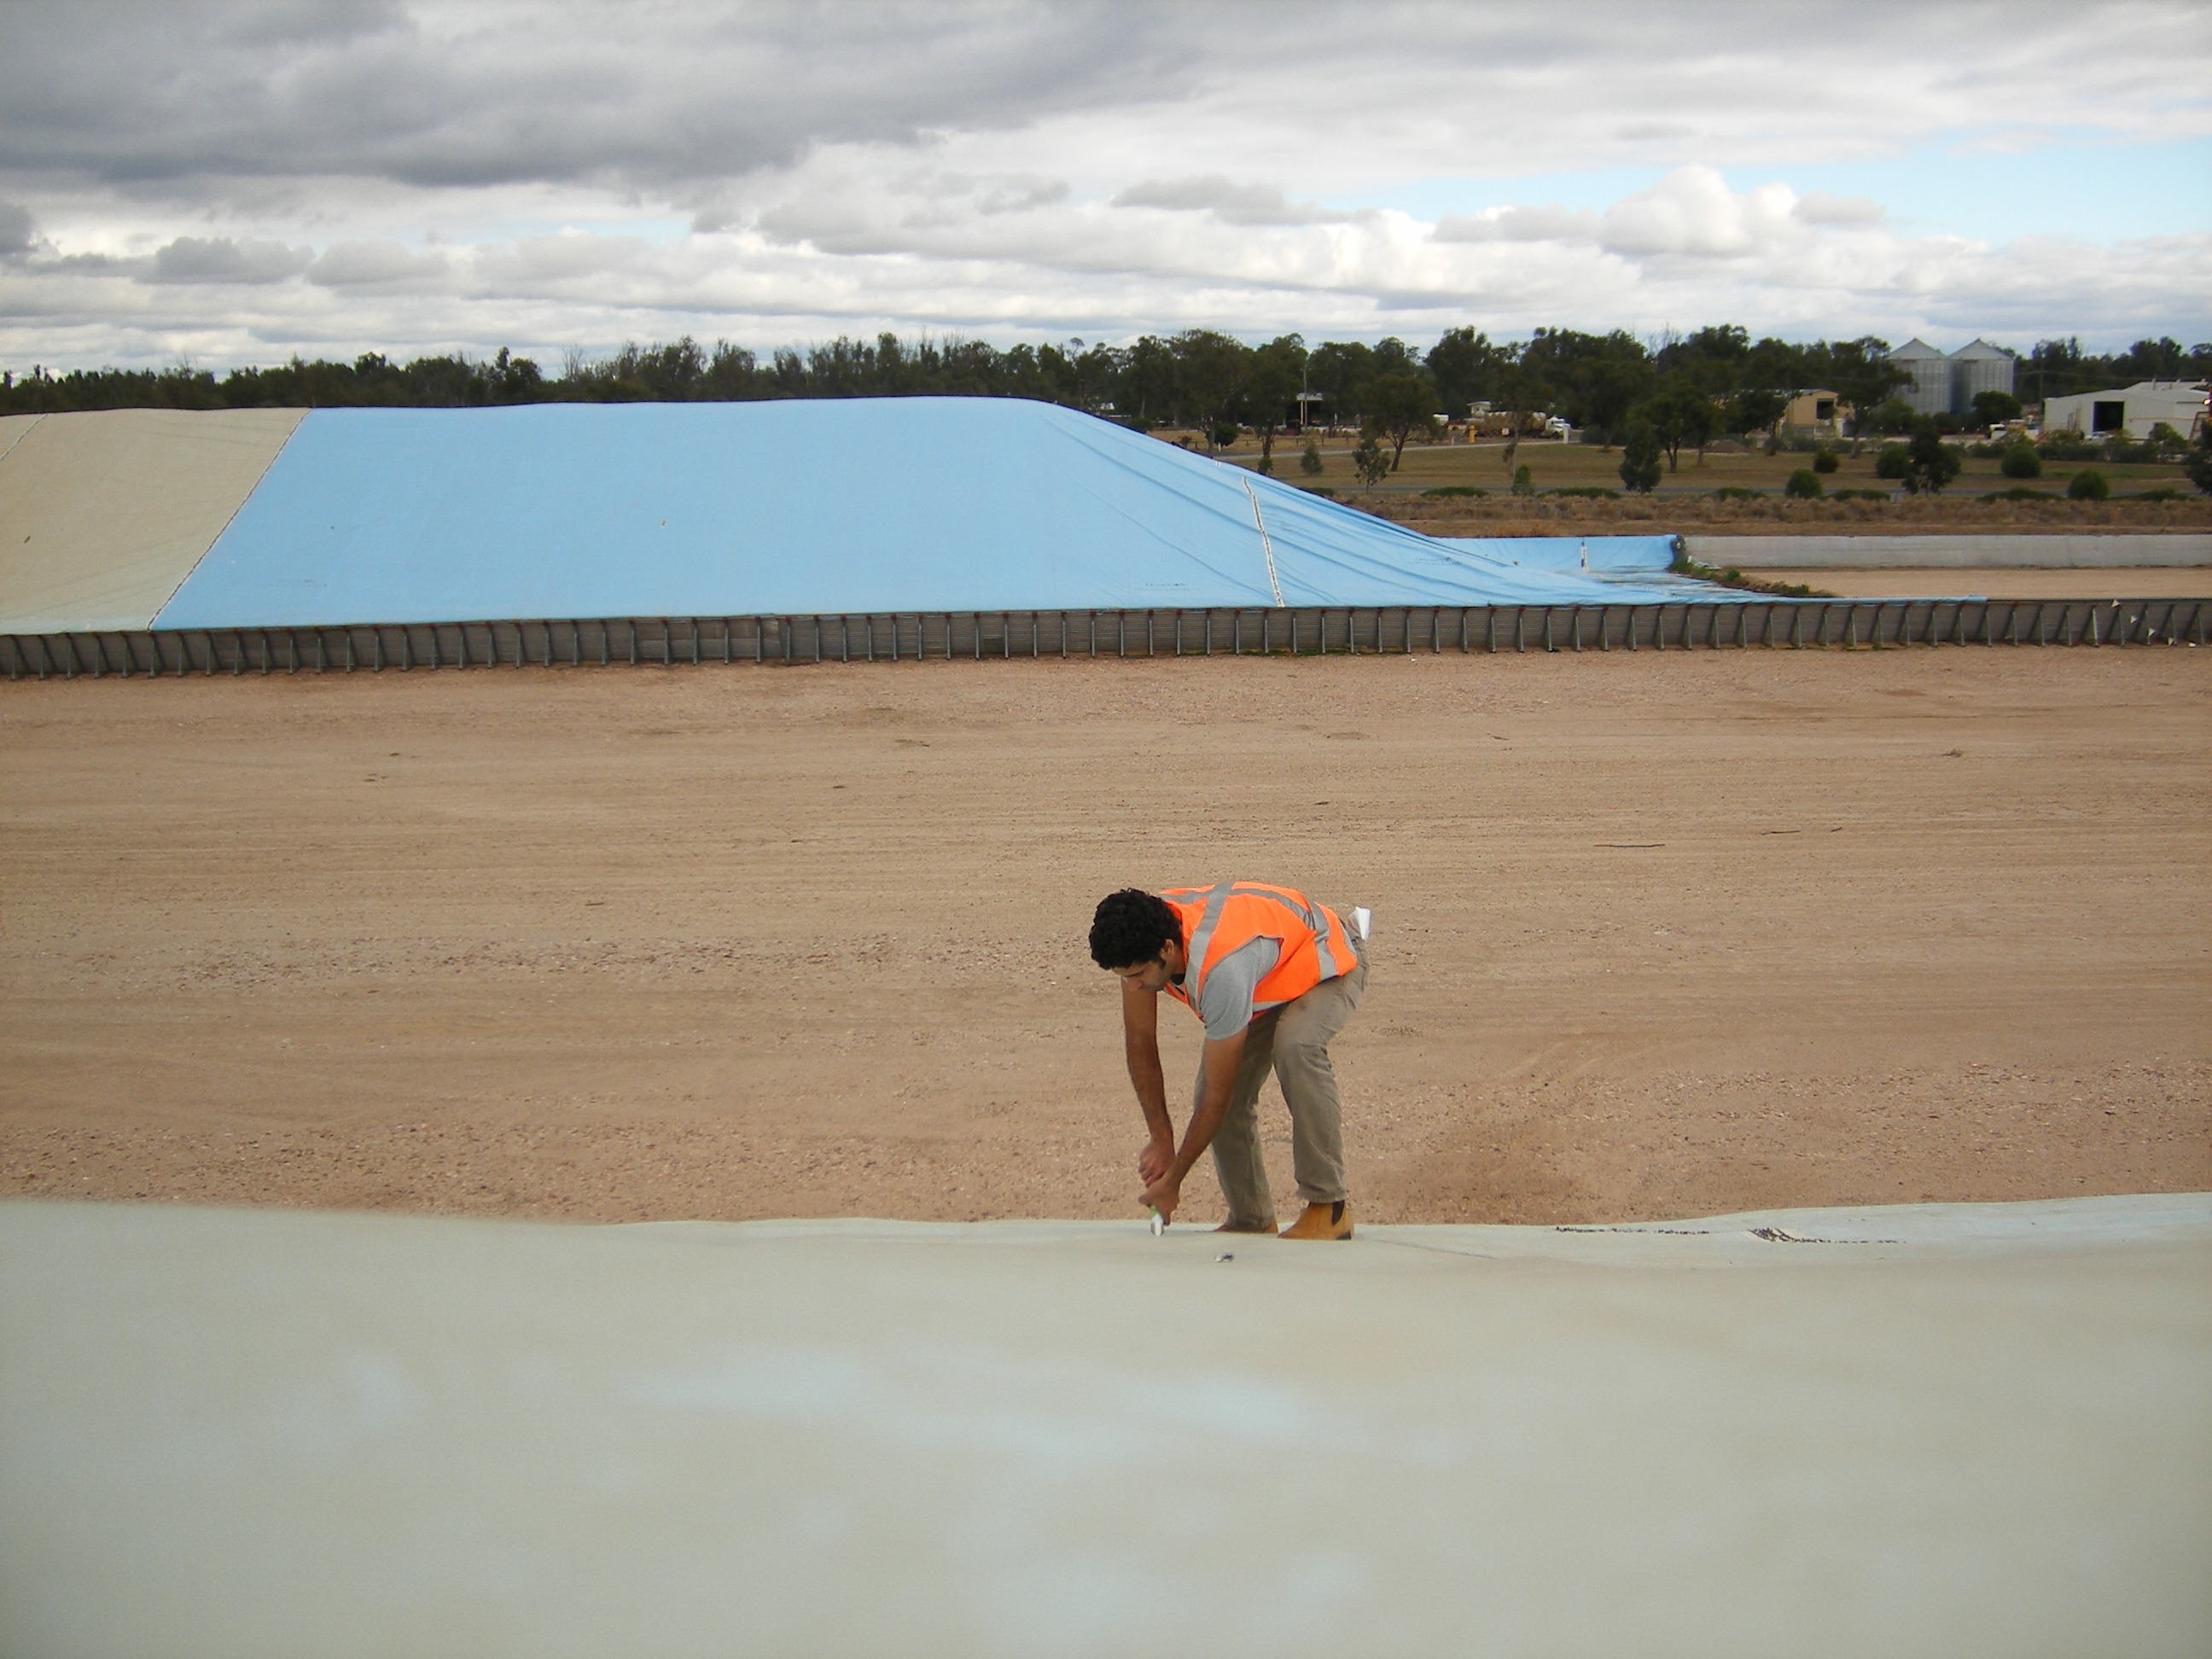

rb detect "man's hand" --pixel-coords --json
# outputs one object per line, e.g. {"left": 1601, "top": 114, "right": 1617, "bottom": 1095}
{"left": 1138, "top": 1136, "right": 1174, "bottom": 1185}
{"left": 1141, "top": 1171, "right": 1181, "bottom": 1223}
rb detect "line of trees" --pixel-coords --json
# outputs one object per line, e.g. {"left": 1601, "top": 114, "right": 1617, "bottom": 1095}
{"left": 5, "top": 327, "right": 2206, "bottom": 475}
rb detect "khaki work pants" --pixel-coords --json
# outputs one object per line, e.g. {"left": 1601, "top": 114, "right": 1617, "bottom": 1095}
{"left": 1198, "top": 941, "right": 1368, "bottom": 1227}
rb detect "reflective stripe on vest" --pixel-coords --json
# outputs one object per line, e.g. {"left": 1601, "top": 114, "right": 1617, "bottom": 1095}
{"left": 1158, "top": 882, "right": 1355, "bottom": 1027}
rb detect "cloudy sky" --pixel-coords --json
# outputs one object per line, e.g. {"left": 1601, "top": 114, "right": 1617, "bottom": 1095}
{"left": 2, "top": 1, "right": 2207, "bottom": 371}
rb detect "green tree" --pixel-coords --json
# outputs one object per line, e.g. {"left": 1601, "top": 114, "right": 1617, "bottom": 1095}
{"left": 1510, "top": 463, "right": 1535, "bottom": 496}
{"left": 1351, "top": 431, "right": 1391, "bottom": 486}
{"left": 1811, "top": 337, "right": 1912, "bottom": 435}
{"left": 1901, "top": 421, "right": 1963, "bottom": 494}
{"left": 1424, "top": 326, "right": 1511, "bottom": 417}
{"left": 1299, "top": 436, "right": 1324, "bottom": 477}
{"left": 1488, "top": 364, "right": 1551, "bottom": 476}
{"left": 2067, "top": 469, "right": 2110, "bottom": 501}
{"left": 1522, "top": 327, "right": 1651, "bottom": 442}
{"left": 1618, "top": 421, "right": 1662, "bottom": 493}
{"left": 1363, "top": 371, "right": 1440, "bottom": 471}
{"left": 1306, "top": 341, "right": 1376, "bottom": 427}
{"left": 2000, "top": 444, "right": 2041, "bottom": 480}
{"left": 1116, "top": 335, "right": 1179, "bottom": 428}
{"left": 1875, "top": 442, "right": 1910, "bottom": 482}
{"left": 1861, "top": 398, "right": 1918, "bottom": 437}
{"left": 1243, "top": 335, "right": 1306, "bottom": 474}
{"left": 2186, "top": 426, "right": 2212, "bottom": 495}
{"left": 1170, "top": 330, "right": 1251, "bottom": 453}
{"left": 1728, "top": 387, "right": 1789, "bottom": 441}
{"left": 1812, "top": 448, "right": 1839, "bottom": 474}
{"left": 1642, "top": 377, "right": 1720, "bottom": 470}
{"left": 1970, "top": 389, "right": 2023, "bottom": 428}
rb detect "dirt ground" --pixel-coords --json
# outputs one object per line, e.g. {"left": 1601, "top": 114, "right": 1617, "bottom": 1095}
{"left": 3, "top": 646, "right": 2206, "bottom": 1227}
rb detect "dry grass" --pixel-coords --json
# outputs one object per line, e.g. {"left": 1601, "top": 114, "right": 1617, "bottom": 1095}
{"left": 1168, "top": 428, "right": 2209, "bottom": 537}
{"left": 1374, "top": 491, "right": 2212, "bottom": 540}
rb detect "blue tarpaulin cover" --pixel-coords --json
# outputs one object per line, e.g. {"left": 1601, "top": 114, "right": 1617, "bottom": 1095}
{"left": 156, "top": 399, "right": 1730, "bottom": 628}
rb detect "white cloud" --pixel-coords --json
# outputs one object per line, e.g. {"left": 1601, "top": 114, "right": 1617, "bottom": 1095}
{"left": 306, "top": 239, "right": 448, "bottom": 288}
{"left": 1112, "top": 177, "right": 1354, "bottom": 228}
{"left": 1794, "top": 191, "right": 1885, "bottom": 228}
{"left": 145, "top": 236, "right": 311, "bottom": 284}
{"left": 0, "top": 2, "right": 2205, "bottom": 366}
{"left": 1433, "top": 205, "right": 1602, "bottom": 245}
{"left": 0, "top": 201, "right": 36, "bottom": 258}
{"left": 1598, "top": 168, "right": 1802, "bottom": 257}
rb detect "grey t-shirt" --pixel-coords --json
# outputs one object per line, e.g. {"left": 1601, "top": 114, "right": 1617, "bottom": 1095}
{"left": 1187, "top": 934, "right": 1281, "bottom": 1041}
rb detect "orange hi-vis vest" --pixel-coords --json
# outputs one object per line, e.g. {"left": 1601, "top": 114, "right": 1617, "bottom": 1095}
{"left": 1158, "top": 882, "right": 1358, "bottom": 1028}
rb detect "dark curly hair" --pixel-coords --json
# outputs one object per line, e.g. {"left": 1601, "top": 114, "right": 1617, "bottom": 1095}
{"left": 1089, "top": 888, "right": 1181, "bottom": 969}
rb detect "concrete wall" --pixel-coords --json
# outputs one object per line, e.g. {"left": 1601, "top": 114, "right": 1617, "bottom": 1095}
{"left": 1688, "top": 533, "right": 2212, "bottom": 568}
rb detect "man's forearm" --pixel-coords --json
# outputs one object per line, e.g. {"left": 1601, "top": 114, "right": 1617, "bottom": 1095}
{"left": 1171, "top": 1033, "right": 1246, "bottom": 1178}
{"left": 1126, "top": 1043, "right": 1174, "bottom": 1145}
{"left": 1173, "top": 1076, "right": 1235, "bottom": 1179}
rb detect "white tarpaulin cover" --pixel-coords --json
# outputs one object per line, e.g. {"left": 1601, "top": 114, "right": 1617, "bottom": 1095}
{"left": 0, "top": 409, "right": 304, "bottom": 633}
{"left": 3, "top": 1194, "right": 2205, "bottom": 1658}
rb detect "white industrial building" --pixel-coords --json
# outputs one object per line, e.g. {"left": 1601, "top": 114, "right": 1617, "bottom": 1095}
{"left": 1886, "top": 338, "right": 2017, "bottom": 417}
{"left": 2042, "top": 381, "right": 2209, "bottom": 441}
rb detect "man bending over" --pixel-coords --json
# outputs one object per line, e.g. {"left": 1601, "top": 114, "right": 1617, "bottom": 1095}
{"left": 1088, "top": 883, "right": 1368, "bottom": 1240}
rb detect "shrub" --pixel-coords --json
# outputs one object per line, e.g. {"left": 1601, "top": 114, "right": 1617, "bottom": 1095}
{"left": 1874, "top": 442, "right": 1910, "bottom": 480}
{"left": 1352, "top": 434, "right": 1390, "bottom": 486}
{"left": 1713, "top": 485, "right": 1762, "bottom": 501}
{"left": 1970, "top": 389, "right": 2023, "bottom": 427}
{"left": 1543, "top": 486, "right": 1619, "bottom": 499}
{"left": 1861, "top": 398, "right": 1918, "bottom": 436}
{"left": 1421, "top": 485, "right": 1487, "bottom": 498}
{"left": 1300, "top": 437, "right": 1324, "bottom": 476}
{"left": 1510, "top": 463, "right": 1536, "bottom": 496}
{"left": 2039, "top": 438, "right": 2100, "bottom": 462}
{"left": 1981, "top": 487, "right": 2055, "bottom": 502}
{"left": 2187, "top": 429, "right": 2212, "bottom": 495}
{"left": 1784, "top": 469, "right": 1825, "bottom": 499}
{"left": 1618, "top": 421, "right": 1662, "bottom": 493}
{"left": 1901, "top": 424, "right": 1963, "bottom": 494}
{"left": 2000, "top": 444, "right": 2041, "bottom": 479}
{"left": 1828, "top": 487, "right": 1895, "bottom": 501}
{"left": 1811, "top": 448, "right": 1839, "bottom": 474}
{"left": 1301, "top": 485, "right": 1338, "bottom": 498}
{"left": 2130, "top": 486, "right": 2186, "bottom": 502}
{"left": 2067, "top": 469, "right": 2110, "bottom": 501}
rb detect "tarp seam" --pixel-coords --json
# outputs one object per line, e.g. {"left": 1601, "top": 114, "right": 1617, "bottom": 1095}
{"left": 147, "top": 409, "right": 309, "bottom": 629}
{"left": 1242, "top": 477, "right": 1284, "bottom": 607}
{"left": 0, "top": 412, "right": 45, "bottom": 469}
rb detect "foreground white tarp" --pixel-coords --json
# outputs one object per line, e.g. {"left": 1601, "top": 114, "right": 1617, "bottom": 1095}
{"left": 3, "top": 1195, "right": 2206, "bottom": 1658}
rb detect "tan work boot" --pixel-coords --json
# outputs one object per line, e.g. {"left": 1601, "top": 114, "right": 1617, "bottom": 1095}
{"left": 1278, "top": 1200, "right": 1353, "bottom": 1241}
{"left": 1215, "top": 1216, "right": 1279, "bottom": 1234}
